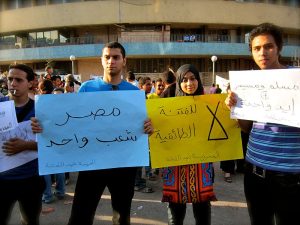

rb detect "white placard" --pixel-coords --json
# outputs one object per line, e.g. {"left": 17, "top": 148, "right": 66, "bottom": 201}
{"left": 229, "top": 68, "right": 300, "bottom": 128}
{"left": 0, "top": 121, "right": 37, "bottom": 173}
{"left": 0, "top": 100, "right": 18, "bottom": 133}
{"left": 216, "top": 75, "right": 229, "bottom": 93}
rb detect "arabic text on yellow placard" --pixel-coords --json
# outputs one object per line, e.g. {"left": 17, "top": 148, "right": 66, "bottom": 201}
{"left": 146, "top": 94, "right": 243, "bottom": 168}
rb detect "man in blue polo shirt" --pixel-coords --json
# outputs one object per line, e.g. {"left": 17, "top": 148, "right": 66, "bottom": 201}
{"left": 0, "top": 64, "right": 45, "bottom": 225}
{"left": 71, "top": 42, "right": 153, "bottom": 225}
{"left": 32, "top": 42, "right": 153, "bottom": 225}
{"left": 225, "top": 23, "right": 300, "bottom": 225}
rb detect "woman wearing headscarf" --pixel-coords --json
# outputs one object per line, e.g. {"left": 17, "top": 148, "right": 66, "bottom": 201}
{"left": 162, "top": 64, "right": 216, "bottom": 225}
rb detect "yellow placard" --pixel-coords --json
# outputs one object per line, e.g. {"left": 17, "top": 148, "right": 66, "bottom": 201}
{"left": 146, "top": 94, "right": 243, "bottom": 168}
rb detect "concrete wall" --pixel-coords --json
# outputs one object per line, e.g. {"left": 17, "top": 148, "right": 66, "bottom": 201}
{"left": 77, "top": 59, "right": 103, "bottom": 81}
{"left": 1, "top": 0, "right": 299, "bottom": 33}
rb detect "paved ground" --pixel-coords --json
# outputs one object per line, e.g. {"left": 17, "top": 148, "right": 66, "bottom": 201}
{"left": 9, "top": 162, "right": 251, "bottom": 225}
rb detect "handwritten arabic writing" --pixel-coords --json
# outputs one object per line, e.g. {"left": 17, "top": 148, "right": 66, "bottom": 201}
{"left": 0, "top": 111, "right": 5, "bottom": 117}
{"left": 235, "top": 81, "right": 300, "bottom": 92}
{"left": 36, "top": 90, "right": 149, "bottom": 175}
{"left": 0, "top": 100, "right": 18, "bottom": 134}
{"left": 46, "top": 130, "right": 138, "bottom": 149}
{"left": 235, "top": 82, "right": 298, "bottom": 115}
{"left": 56, "top": 107, "right": 121, "bottom": 126}
{"left": 230, "top": 69, "right": 300, "bottom": 128}
{"left": 159, "top": 104, "right": 197, "bottom": 116}
{"left": 0, "top": 121, "right": 37, "bottom": 173}
{"left": 0, "top": 122, "right": 13, "bottom": 133}
{"left": 154, "top": 123, "right": 196, "bottom": 143}
{"left": 0, "top": 123, "right": 33, "bottom": 142}
{"left": 96, "top": 130, "right": 137, "bottom": 143}
{"left": 47, "top": 134, "right": 88, "bottom": 148}
{"left": 147, "top": 94, "right": 244, "bottom": 168}
{"left": 166, "top": 151, "right": 219, "bottom": 163}
{"left": 240, "top": 97, "right": 295, "bottom": 114}
{"left": 46, "top": 160, "right": 95, "bottom": 168}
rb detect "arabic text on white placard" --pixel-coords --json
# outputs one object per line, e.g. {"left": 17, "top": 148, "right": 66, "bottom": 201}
{"left": 229, "top": 68, "right": 300, "bottom": 127}
{"left": 0, "top": 121, "right": 37, "bottom": 173}
{"left": 0, "top": 100, "right": 18, "bottom": 133}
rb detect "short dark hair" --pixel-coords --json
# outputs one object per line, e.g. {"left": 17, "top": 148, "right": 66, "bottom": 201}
{"left": 45, "top": 65, "right": 53, "bottom": 71}
{"left": 156, "top": 78, "right": 163, "bottom": 83}
{"left": 67, "top": 81, "right": 74, "bottom": 87}
{"left": 249, "top": 23, "right": 283, "bottom": 53}
{"left": 51, "top": 75, "right": 58, "bottom": 81}
{"left": 126, "top": 71, "right": 135, "bottom": 81}
{"left": 161, "top": 70, "right": 176, "bottom": 85}
{"left": 103, "top": 42, "right": 126, "bottom": 58}
{"left": 9, "top": 64, "right": 35, "bottom": 81}
{"left": 40, "top": 79, "right": 54, "bottom": 94}
{"left": 138, "top": 76, "right": 151, "bottom": 87}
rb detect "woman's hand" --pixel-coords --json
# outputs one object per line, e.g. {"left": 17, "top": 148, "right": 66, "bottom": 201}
{"left": 31, "top": 117, "right": 43, "bottom": 134}
{"left": 144, "top": 118, "right": 154, "bottom": 136}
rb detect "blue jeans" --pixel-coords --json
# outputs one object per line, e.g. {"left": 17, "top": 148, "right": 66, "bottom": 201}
{"left": 43, "top": 173, "right": 65, "bottom": 201}
{"left": 135, "top": 167, "right": 146, "bottom": 187}
{"left": 167, "top": 202, "right": 211, "bottom": 225}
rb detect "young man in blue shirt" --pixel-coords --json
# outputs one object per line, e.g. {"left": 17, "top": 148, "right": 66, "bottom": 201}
{"left": 0, "top": 64, "right": 45, "bottom": 225}
{"left": 32, "top": 42, "right": 153, "bottom": 225}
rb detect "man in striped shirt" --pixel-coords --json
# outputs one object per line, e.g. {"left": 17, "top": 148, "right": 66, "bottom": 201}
{"left": 225, "top": 23, "right": 300, "bottom": 225}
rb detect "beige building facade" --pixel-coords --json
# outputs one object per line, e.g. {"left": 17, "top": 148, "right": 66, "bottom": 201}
{"left": 0, "top": 0, "right": 299, "bottom": 84}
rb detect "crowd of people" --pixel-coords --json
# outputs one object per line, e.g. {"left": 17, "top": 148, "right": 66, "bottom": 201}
{"left": 0, "top": 23, "right": 299, "bottom": 225}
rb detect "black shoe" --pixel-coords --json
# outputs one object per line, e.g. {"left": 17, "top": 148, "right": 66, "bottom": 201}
{"left": 134, "top": 184, "right": 146, "bottom": 191}
{"left": 54, "top": 192, "right": 64, "bottom": 200}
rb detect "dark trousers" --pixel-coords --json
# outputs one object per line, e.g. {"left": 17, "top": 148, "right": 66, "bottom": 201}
{"left": 220, "top": 160, "right": 235, "bottom": 173}
{"left": 237, "top": 131, "right": 249, "bottom": 172}
{"left": 244, "top": 171, "right": 300, "bottom": 225}
{"left": 167, "top": 202, "right": 211, "bottom": 225}
{"left": 68, "top": 167, "right": 137, "bottom": 225}
{"left": 220, "top": 131, "right": 249, "bottom": 173}
{"left": 0, "top": 176, "right": 45, "bottom": 225}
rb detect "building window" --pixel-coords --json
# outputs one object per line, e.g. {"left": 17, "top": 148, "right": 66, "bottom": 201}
{"left": 5, "top": 0, "right": 17, "bottom": 10}
{"left": 19, "top": 0, "right": 32, "bottom": 8}
{"left": 29, "top": 30, "right": 60, "bottom": 46}
{"left": 0, "top": 35, "right": 16, "bottom": 49}
{"left": 65, "top": 0, "right": 82, "bottom": 2}
{"left": 207, "top": 29, "right": 230, "bottom": 42}
{"left": 60, "top": 34, "right": 68, "bottom": 43}
{"left": 29, "top": 32, "right": 37, "bottom": 46}
{"left": 36, "top": 0, "right": 47, "bottom": 6}
{"left": 49, "top": 0, "right": 63, "bottom": 4}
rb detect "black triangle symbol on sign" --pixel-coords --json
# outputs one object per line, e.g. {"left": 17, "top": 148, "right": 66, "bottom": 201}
{"left": 207, "top": 101, "right": 228, "bottom": 141}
